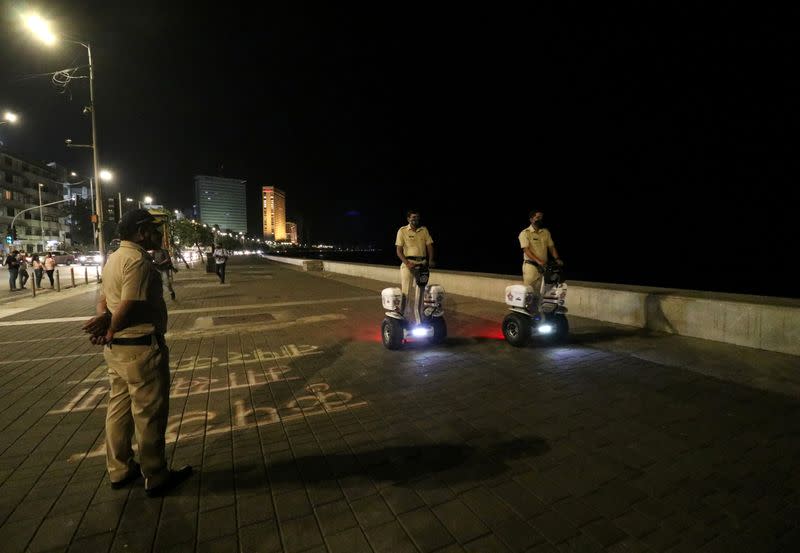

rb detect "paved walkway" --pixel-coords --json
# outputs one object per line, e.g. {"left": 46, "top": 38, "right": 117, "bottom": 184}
{"left": 0, "top": 257, "right": 798, "bottom": 553}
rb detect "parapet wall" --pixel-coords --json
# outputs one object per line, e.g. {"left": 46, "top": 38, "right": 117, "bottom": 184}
{"left": 263, "top": 256, "right": 800, "bottom": 356}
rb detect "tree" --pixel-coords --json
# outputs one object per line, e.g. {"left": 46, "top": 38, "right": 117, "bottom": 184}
{"left": 218, "top": 235, "right": 242, "bottom": 251}
{"left": 172, "top": 219, "right": 214, "bottom": 258}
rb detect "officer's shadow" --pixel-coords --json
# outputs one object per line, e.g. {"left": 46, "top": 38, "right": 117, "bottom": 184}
{"left": 207, "top": 436, "right": 550, "bottom": 492}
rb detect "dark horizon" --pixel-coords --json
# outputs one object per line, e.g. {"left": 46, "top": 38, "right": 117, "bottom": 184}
{"left": 1, "top": 3, "right": 797, "bottom": 297}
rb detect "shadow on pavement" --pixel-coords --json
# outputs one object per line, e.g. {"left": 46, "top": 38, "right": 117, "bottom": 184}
{"left": 265, "top": 437, "right": 549, "bottom": 486}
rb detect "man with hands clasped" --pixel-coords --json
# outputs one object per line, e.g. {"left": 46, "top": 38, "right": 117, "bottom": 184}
{"left": 83, "top": 208, "right": 192, "bottom": 497}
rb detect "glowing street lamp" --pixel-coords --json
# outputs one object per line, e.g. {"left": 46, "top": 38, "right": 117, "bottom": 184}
{"left": 23, "top": 14, "right": 56, "bottom": 45}
{"left": 1, "top": 111, "right": 19, "bottom": 125}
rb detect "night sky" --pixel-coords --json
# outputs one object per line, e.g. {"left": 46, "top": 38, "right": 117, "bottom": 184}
{"left": 1, "top": 3, "right": 797, "bottom": 297}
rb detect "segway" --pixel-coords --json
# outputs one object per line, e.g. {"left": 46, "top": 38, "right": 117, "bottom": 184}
{"left": 502, "top": 263, "right": 568, "bottom": 347}
{"left": 381, "top": 263, "right": 446, "bottom": 350}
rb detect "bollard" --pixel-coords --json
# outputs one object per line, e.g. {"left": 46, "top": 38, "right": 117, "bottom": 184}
{"left": 31, "top": 271, "right": 36, "bottom": 297}
{"left": 55, "top": 269, "right": 61, "bottom": 292}
{"left": 85, "top": 267, "right": 89, "bottom": 285}
{"left": 95, "top": 266, "right": 100, "bottom": 282}
{"left": 70, "top": 267, "right": 75, "bottom": 288}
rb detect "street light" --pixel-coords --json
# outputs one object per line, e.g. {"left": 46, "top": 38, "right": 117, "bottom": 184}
{"left": 25, "top": 12, "right": 106, "bottom": 260}
{"left": 1, "top": 111, "right": 19, "bottom": 125}
{"left": 144, "top": 195, "right": 153, "bottom": 206}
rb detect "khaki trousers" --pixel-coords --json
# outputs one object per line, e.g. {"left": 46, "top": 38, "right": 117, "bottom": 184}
{"left": 400, "top": 264, "right": 425, "bottom": 323}
{"left": 104, "top": 341, "right": 170, "bottom": 489}
{"left": 522, "top": 263, "right": 544, "bottom": 310}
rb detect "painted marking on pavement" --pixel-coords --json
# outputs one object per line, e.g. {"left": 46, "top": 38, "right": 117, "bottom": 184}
{"left": 69, "top": 383, "right": 368, "bottom": 461}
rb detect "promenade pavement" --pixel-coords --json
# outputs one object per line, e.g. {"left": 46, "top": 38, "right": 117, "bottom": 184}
{"left": 0, "top": 256, "right": 798, "bottom": 553}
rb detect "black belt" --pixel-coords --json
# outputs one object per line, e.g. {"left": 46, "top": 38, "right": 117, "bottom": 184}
{"left": 406, "top": 256, "right": 427, "bottom": 261}
{"left": 110, "top": 334, "right": 163, "bottom": 346}
{"left": 524, "top": 260, "right": 543, "bottom": 267}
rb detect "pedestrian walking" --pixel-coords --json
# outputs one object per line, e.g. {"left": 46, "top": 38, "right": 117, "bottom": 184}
{"left": 4, "top": 250, "right": 19, "bottom": 291}
{"left": 31, "top": 254, "right": 43, "bottom": 288}
{"left": 213, "top": 247, "right": 229, "bottom": 284}
{"left": 44, "top": 253, "right": 56, "bottom": 288}
{"left": 17, "top": 252, "right": 29, "bottom": 289}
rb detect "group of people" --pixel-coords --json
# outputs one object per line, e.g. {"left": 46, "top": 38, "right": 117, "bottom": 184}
{"left": 80, "top": 206, "right": 563, "bottom": 499}
{"left": 395, "top": 208, "right": 563, "bottom": 316}
{"left": 3, "top": 251, "right": 58, "bottom": 292}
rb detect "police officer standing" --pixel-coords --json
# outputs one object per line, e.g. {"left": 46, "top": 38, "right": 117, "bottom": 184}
{"left": 518, "top": 210, "right": 563, "bottom": 309}
{"left": 82, "top": 209, "right": 191, "bottom": 496}
{"left": 395, "top": 210, "right": 435, "bottom": 322}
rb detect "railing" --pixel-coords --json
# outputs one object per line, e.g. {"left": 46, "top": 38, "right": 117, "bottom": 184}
{"left": 28, "top": 265, "right": 101, "bottom": 297}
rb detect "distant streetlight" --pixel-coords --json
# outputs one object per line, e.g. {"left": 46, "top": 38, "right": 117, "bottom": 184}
{"left": 24, "top": 12, "right": 106, "bottom": 259}
{"left": 99, "top": 169, "right": 113, "bottom": 182}
{"left": 144, "top": 195, "right": 153, "bottom": 205}
{"left": 1, "top": 111, "right": 19, "bottom": 125}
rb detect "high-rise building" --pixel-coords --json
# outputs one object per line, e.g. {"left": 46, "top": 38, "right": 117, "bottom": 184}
{"left": 285, "top": 221, "right": 298, "bottom": 245}
{"left": 0, "top": 149, "right": 72, "bottom": 254}
{"left": 262, "top": 186, "right": 286, "bottom": 241}
{"left": 194, "top": 175, "right": 247, "bottom": 233}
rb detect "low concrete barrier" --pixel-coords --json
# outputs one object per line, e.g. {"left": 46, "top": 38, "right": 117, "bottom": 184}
{"left": 263, "top": 256, "right": 800, "bottom": 356}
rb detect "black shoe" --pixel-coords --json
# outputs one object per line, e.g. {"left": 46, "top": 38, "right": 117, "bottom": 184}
{"left": 110, "top": 462, "right": 141, "bottom": 489}
{"left": 170, "top": 290, "right": 176, "bottom": 300}
{"left": 145, "top": 465, "right": 193, "bottom": 498}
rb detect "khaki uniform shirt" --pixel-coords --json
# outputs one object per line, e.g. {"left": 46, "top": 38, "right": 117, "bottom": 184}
{"left": 518, "top": 225, "right": 554, "bottom": 263}
{"left": 102, "top": 240, "right": 167, "bottom": 338}
{"left": 395, "top": 225, "right": 433, "bottom": 259}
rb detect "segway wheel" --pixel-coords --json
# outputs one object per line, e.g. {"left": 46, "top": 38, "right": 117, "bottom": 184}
{"left": 431, "top": 317, "right": 447, "bottom": 344}
{"left": 552, "top": 314, "right": 569, "bottom": 342}
{"left": 502, "top": 312, "right": 531, "bottom": 347}
{"left": 382, "top": 317, "right": 404, "bottom": 350}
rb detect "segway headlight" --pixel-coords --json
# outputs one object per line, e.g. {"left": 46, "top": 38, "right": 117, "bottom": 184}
{"left": 411, "top": 326, "right": 430, "bottom": 338}
{"left": 537, "top": 324, "right": 553, "bottom": 335}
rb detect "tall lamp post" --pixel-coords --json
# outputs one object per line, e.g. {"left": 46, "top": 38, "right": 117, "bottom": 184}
{"left": 38, "top": 183, "right": 45, "bottom": 251}
{"left": 24, "top": 14, "right": 106, "bottom": 260}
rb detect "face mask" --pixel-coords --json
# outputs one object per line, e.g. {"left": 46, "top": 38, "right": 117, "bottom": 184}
{"left": 533, "top": 219, "right": 543, "bottom": 227}
{"left": 141, "top": 226, "right": 162, "bottom": 251}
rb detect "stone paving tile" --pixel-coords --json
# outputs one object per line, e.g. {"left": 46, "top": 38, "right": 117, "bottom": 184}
{"left": 314, "top": 498, "right": 358, "bottom": 536}
{"left": 431, "top": 498, "right": 490, "bottom": 544}
{"left": 196, "top": 534, "right": 237, "bottom": 553}
{"left": 491, "top": 515, "right": 545, "bottom": 551}
{"left": 280, "top": 514, "right": 324, "bottom": 553}
{"left": 462, "top": 533, "right": 513, "bottom": 552}
{"left": 27, "top": 512, "right": 81, "bottom": 552}
{"left": 380, "top": 484, "right": 426, "bottom": 515}
{"left": 110, "top": 528, "right": 156, "bottom": 553}
{"left": 273, "top": 489, "right": 313, "bottom": 522}
{"left": 238, "top": 519, "right": 282, "bottom": 553}
{"left": 398, "top": 506, "right": 456, "bottom": 552}
{"left": 67, "top": 531, "right": 114, "bottom": 553}
{"left": 529, "top": 509, "right": 579, "bottom": 546}
{"left": 363, "top": 519, "right": 417, "bottom": 553}
{"left": 325, "top": 525, "right": 373, "bottom": 553}
{"left": 197, "top": 504, "right": 237, "bottom": 543}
